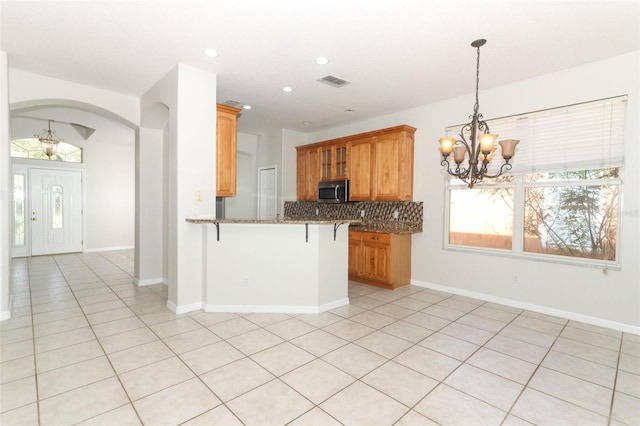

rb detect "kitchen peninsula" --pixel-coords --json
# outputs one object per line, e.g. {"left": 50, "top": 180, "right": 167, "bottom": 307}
{"left": 186, "top": 217, "right": 361, "bottom": 313}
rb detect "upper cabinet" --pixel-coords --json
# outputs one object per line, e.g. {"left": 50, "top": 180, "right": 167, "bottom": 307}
{"left": 372, "top": 127, "right": 415, "bottom": 201}
{"left": 216, "top": 104, "right": 241, "bottom": 197}
{"left": 296, "top": 124, "right": 416, "bottom": 202}
{"left": 348, "top": 137, "right": 375, "bottom": 200}
{"left": 296, "top": 146, "right": 320, "bottom": 201}
{"left": 320, "top": 143, "right": 349, "bottom": 181}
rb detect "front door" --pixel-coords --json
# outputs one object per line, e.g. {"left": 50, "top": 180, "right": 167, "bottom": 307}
{"left": 30, "top": 169, "right": 83, "bottom": 255}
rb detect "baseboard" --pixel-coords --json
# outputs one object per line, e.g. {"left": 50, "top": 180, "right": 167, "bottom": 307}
{"left": 411, "top": 279, "right": 640, "bottom": 335}
{"left": 204, "top": 298, "right": 350, "bottom": 314}
{"left": 166, "top": 300, "right": 204, "bottom": 315}
{"left": 84, "top": 245, "right": 135, "bottom": 253}
{"left": 134, "top": 277, "right": 166, "bottom": 286}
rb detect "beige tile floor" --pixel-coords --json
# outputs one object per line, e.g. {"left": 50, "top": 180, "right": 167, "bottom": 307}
{"left": 1, "top": 249, "right": 639, "bottom": 425}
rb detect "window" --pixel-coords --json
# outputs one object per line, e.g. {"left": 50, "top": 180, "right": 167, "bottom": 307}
{"left": 13, "top": 174, "right": 26, "bottom": 247}
{"left": 445, "top": 96, "right": 626, "bottom": 267}
{"left": 51, "top": 185, "right": 64, "bottom": 229}
{"left": 11, "top": 138, "right": 83, "bottom": 163}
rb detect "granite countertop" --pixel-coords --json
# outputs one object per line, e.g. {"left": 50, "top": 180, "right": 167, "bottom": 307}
{"left": 186, "top": 216, "right": 421, "bottom": 234}
{"left": 185, "top": 216, "right": 362, "bottom": 225}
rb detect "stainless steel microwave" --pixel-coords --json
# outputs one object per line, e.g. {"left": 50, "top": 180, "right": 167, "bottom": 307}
{"left": 318, "top": 179, "right": 349, "bottom": 203}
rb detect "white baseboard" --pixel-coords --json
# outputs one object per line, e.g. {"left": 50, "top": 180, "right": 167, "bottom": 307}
{"left": 134, "top": 277, "right": 166, "bottom": 286}
{"left": 204, "top": 298, "right": 350, "bottom": 314}
{"left": 166, "top": 300, "right": 204, "bottom": 315}
{"left": 411, "top": 279, "right": 640, "bottom": 335}
{"left": 84, "top": 245, "right": 134, "bottom": 253}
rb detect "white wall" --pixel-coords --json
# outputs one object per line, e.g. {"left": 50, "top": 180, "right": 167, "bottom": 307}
{"left": 304, "top": 52, "right": 640, "bottom": 331}
{"left": 140, "top": 64, "right": 217, "bottom": 313}
{"left": 0, "top": 52, "right": 11, "bottom": 319}
{"left": 225, "top": 131, "right": 258, "bottom": 219}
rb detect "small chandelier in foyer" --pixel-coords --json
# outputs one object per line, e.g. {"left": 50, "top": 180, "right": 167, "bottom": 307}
{"left": 438, "top": 39, "right": 519, "bottom": 189}
{"left": 35, "top": 120, "right": 63, "bottom": 159}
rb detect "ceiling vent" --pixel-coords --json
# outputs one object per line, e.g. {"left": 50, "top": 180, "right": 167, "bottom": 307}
{"left": 317, "top": 75, "right": 351, "bottom": 88}
{"left": 222, "top": 99, "right": 243, "bottom": 108}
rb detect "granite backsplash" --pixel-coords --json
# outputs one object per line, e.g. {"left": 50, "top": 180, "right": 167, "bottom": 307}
{"left": 284, "top": 201, "right": 423, "bottom": 234}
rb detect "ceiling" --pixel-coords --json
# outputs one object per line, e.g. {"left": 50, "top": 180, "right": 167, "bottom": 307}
{"left": 2, "top": 0, "right": 638, "bottom": 135}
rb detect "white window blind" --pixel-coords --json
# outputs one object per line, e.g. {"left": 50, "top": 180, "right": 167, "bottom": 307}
{"left": 446, "top": 95, "right": 627, "bottom": 174}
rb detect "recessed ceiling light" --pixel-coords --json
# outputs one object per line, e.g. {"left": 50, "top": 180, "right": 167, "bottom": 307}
{"left": 315, "top": 57, "right": 329, "bottom": 65}
{"left": 302, "top": 121, "right": 312, "bottom": 125}
{"left": 243, "top": 105, "right": 252, "bottom": 110}
{"left": 203, "top": 49, "right": 219, "bottom": 58}
{"left": 282, "top": 86, "right": 293, "bottom": 93}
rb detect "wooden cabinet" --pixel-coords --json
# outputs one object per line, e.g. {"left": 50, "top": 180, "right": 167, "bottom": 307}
{"left": 297, "top": 125, "right": 415, "bottom": 202}
{"left": 216, "top": 104, "right": 241, "bottom": 197}
{"left": 296, "top": 146, "right": 320, "bottom": 201}
{"left": 373, "top": 130, "right": 414, "bottom": 201}
{"left": 348, "top": 230, "right": 411, "bottom": 289}
{"left": 348, "top": 137, "right": 375, "bottom": 201}
{"left": 320, "top": 143, "right": 349, "bottom": 181}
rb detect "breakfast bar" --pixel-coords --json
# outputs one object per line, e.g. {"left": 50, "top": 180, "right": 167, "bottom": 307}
{"left": 186, "top": 217, "right": 361, "bottom": 313}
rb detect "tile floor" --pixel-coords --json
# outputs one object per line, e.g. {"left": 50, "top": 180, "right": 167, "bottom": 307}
{"left": 1, "top": 249, "right": 639, "bottom": 425}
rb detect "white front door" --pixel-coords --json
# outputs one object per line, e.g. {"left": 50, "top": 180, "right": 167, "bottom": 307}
{"left": 30, "top": 169, "right": 83, "bottom": 255}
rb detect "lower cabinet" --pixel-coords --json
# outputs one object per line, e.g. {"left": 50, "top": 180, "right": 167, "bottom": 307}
{"left": 348, "top": 230, "right": 411, "bottom": 289}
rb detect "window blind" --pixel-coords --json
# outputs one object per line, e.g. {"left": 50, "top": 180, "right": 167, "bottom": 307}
{"left": 446, "top": 95, "right": 627, "bottom": 174}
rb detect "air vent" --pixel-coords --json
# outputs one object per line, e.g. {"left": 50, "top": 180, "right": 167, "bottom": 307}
{"left": 317, "top": 75, "right": 351, "bottom": 88}
{"left": 222, "top": 99, "right": 243, "bottom": 108}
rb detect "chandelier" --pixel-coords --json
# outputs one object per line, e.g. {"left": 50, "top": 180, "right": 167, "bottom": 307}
{"left": 438, "top": 39, "right": 519, "bottom": 188}
{"left": 35, "top": 120, "right": 63, "bottom": 159}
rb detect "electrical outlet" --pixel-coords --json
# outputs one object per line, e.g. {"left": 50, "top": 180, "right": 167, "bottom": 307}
{"left": 360, "top": 210, "right": 365, "bottom": 218}
{"left": 242, "top": 277, "right": 249, "bottom": 286}
{"left": 393, "top": 210, "right": 400, "bottom": 219}
{"left": 512, "top": 274, "right": 519, "bottom": 284}
{"left": 195, "top": 190, "right": 202, "bottom": 201}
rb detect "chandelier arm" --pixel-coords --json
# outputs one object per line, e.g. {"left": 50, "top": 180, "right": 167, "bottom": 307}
{"left": 481, "top": 162, "right": 513, "bottom": 179}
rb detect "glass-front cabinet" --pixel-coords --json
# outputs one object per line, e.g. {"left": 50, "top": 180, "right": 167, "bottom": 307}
{"left": 320, "top": 143, "right": 349, "bottom": 181}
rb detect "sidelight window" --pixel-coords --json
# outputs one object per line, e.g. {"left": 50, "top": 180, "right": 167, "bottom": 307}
{"left": 13, "top": 174, "right": 26, "bottom": 247}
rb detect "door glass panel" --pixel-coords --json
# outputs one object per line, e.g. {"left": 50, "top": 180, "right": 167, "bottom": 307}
{"left": 336, "top": 146, "right": 347, "bottom": 176}
{"left": 321, "top": 148, "right": 332, "bottom": 179}
{"left": 13, "top": 174, "right": 25, "bottom": 246}
{"left": 51, "top": 185, "right": 64, "bottom": 229}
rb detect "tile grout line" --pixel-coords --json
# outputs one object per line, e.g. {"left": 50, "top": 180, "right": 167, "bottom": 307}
{"left": 51, "top": 252, "right": 146, "bottom": 425}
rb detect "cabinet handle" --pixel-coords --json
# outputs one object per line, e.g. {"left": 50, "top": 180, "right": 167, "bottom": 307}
{"left": 372, "top": 236, "right": 379, "bottom": 240}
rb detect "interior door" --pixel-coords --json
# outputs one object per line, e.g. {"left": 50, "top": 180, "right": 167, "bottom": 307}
{"left": 257, "top": 166, "right": 277, "bottom": 220}
{"left": 30, "top": 169, "right": 83, "bottom": 255}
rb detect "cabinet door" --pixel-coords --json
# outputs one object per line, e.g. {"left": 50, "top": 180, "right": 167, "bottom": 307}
{"left": 349, "top": 137, "right": 374, "bottom": 200}
{"left": 373, "top": 131, "right": 414, "bottom": 201}
{"left": 296, "top": 149, "right": 309, "bottom": 200}
{"left": 360, "top": 242, "right": 391, "bottom": 284}
{"left": 296, "top": 147, "right": 320, "bottom": 201}
{"left": 320, "top": 146, "right": 332, "bottom": 181}
{"left": 308, "top": 148, "right": 319, "bottom": 201}
{"left": 348, "top": 238, "right": 361, "bottom": 277}
{"left": 334, "top": 144, "right": 349, "bottom": 180}
{"left": 216, "top": 104, "right": 240, "bottom": 197}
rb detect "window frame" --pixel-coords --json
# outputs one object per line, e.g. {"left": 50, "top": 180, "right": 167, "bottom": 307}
{"left": 444, "top": 167, "right": 623, "bottom": 270}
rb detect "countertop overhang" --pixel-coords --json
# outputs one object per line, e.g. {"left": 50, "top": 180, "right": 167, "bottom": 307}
{"left": 185, "top": 217, "right": 362, "bottom": 225}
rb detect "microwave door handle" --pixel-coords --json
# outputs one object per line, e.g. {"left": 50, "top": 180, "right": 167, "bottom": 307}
{"left": 335, "top": 186, "right": 339, "bottom": 201}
